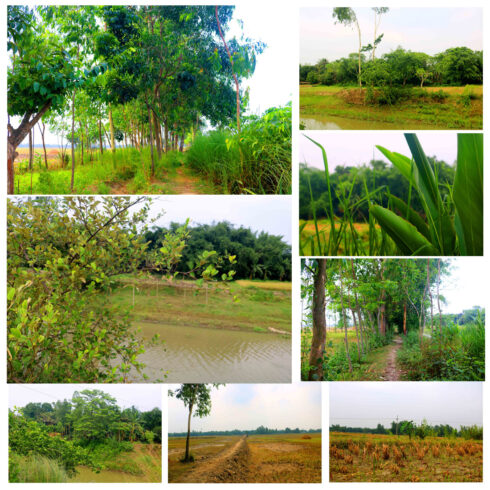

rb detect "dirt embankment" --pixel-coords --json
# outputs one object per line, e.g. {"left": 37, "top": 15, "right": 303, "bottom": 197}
{"left": 179, "top": 436, "right": 250, "bottom": 483}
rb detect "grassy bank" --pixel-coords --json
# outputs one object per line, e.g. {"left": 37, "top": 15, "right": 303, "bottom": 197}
{"left": 107, "top": 275, "right": 292, "bottom": 335}
{"left": 300, "top": 85, "right": 483, "bottom": 130}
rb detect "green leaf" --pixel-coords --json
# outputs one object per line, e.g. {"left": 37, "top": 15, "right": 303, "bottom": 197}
{"left": 453, "top": 133, "right": 483, "bottom": 255}
{"left": 370, "top": 205, "right": 438, "bottom": 256}
{"left": 389, "top": 196, "right": 431, "bottom": 242}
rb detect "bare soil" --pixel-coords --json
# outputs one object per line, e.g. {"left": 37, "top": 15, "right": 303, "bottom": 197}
{"left": 381, "top": 336, "right": 403, "bottom": 381}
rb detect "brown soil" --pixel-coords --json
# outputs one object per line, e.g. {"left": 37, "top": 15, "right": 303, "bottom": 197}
{"left": 381, "top": 336, "right": 403, "bottom": 381}
{"left": 179, "top": 436, "right": 250, "bottom": 483}
{"left": 168, "top": 167, "right": 206, "bottom": 194}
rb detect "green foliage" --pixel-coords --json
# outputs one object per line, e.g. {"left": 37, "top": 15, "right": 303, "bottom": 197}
{"left": 185, "top": 104, "right": 291, "bottom": 194}
{"left": 7, "top": 197, "right": 154, "bottom": 382}
{"left": 9, "top": 453, "right": 68, "bottom": 483}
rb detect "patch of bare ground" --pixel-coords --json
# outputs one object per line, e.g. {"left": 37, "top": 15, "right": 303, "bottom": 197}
{"left": 380, "top": 335, "right": 403, "bottom": 381}
{"left": 178, "top": 436, "right": 250, "bottom": 483}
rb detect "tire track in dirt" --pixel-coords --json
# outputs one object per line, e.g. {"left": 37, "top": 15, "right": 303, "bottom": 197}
{"left": 179, "top": 436, "right": 250, "bottom": 483}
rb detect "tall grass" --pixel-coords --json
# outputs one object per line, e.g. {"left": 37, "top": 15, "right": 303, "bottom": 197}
{"left": 300, "top": 133, "right": 482, "bottom": 256}
{"left": 186, "top": 105, "right": 292, "bottom": 194}
{"left": 9, "top": 453, "right": 68, "bottom": 483}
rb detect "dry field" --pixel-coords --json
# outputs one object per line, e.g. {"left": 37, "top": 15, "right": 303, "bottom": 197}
{"left": 168, "top": 433, "right": 321, "bottom": 483}
{"left": 330, "top": 432, "right": 483, "bottom": 482}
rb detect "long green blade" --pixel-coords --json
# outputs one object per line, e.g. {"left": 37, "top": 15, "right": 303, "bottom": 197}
{"left": 370, "top": 205, "right": 439, "bottom": 256}
{"left": 453, "top": 133, "right": 483, "bottom": 255}
{"left": 389, "top": 195, "right": 431, "bottom": 242}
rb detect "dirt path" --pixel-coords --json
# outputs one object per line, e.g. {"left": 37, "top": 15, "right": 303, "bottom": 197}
{"left": 179, "top": 436, "right": 250, "bottom": 483}
{"left": 381, "top": 335, "right": 403, "bottom": 381}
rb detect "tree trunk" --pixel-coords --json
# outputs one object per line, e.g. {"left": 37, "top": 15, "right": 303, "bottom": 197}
{"left": 28, "top": 128, "right": 33, "bottom": 171}
{"left": 403, "top": 302, "right": 407, "bottom": 335}
{"left": 437, "top": 259, "right": 442, "bottom": 333}
{"left": 153, "top": 110, "right": 162, "bottom": 159}
{"left": 71, "top": 90, "right": 76, "bottom": 192}
{"left": 98, "top": 120, "right": 104, "bottom": 155}
{"left": 427, "top": 259, "right": 433, "bottom": 333}
{"left": 308, "top": 259, "right": 327, "bottom": 381}
{"left": 339, "top": 261, "right": 353, "bottom": 372}
{"left": 108, "top": 105, "right": 115, "bottom": 152}
{"left": 146, "top": 94, "right": 155, "bottom": 176}
{"left": 38, "top": 122, "right": 48, "bottom": 169}
{"left": 164, "top": 118, "right": 170, "bottom": 153}
{"left": 356, "top": 20, "right": 362, "bottom": 88}
{"left": 179, "top": 131, "right": 185, "bottom": 152}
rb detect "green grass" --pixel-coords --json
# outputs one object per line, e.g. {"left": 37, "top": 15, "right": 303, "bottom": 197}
{"left": 106, "top": 275, "right": 292, "bottom": 334}
{"left": 300, "top": 85, "right": 483, "bottom": 130}
{"left": 9, "top": 453, "right": 68, "bottom": 483}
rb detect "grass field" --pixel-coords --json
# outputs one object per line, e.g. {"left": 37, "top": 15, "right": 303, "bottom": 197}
{"left": 108, "top": 275, "right": 292, "bottom": 335}
{"left": 330, "top": 432, "right": 483, "bottom": 482}
{"left": 169, "top": 433, "right": 321, "bottom": 483}
{"left": 300, "top": 85, "right": 483, "bottom": 130}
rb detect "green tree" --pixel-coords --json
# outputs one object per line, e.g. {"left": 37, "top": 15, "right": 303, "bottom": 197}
{"left": 170, "top": 384, "right": 221, "bottom": 462}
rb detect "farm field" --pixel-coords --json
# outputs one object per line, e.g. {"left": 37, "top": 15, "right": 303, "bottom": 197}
{"left": 300, "top": 85, "right": 483, "bottom": 130}
{"left": 330, "top": 432, "right": 483, "bottom": 482}
{"left": 105, "top": 276, "right": 292, "bottom": 383}
{"left": 169, "top": 433, "right": 321, "bottom": 483}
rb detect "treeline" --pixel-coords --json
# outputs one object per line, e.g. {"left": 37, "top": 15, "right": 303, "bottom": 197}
{"left": 330, "top": 421, "right": 483, "bottom": 440}
{"left": 299, "top": 159, "right": 455, "bottom": 221}
{"left": 8, "top": 5, "right": 264, "bottom": 191}
{"left": 144, "top": 222, "right": 291, "bottom": 281}
{"left": 170, "top": 426, "right": 320, "bottom": 437}
{"left": 300, "top": 47, "right": 483, "bottom": 87}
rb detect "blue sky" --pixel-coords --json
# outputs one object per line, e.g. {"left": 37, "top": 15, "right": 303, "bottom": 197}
{"left": 330, "top": 382, "right": 482, "bottom": 429}
{"left": 301, "top": 7, "right": 482, "bottom": 64}
{"left": 168, "top": 384, "right": 321, "bottom": 433}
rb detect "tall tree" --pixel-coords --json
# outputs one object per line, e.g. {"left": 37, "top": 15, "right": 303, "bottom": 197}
{"left": 171, "top": 384, "right": 221, "bottom": 462}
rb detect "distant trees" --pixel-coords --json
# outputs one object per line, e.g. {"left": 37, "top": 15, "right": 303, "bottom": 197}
{"left": 144, "top": 222, "right": 291, "bottom": 281}
{"left": 300, "top": 46, "right": 483, "bottom": 87}
{"left": 299, "top": 158, "right": 455, "bottom": 221}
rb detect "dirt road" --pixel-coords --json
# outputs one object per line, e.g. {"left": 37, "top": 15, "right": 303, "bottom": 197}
{"left": 381, "top": 335, "right": 403, "bottom": 381}
{"left": 179, "top": 436, "right": 250, "bottom": 483}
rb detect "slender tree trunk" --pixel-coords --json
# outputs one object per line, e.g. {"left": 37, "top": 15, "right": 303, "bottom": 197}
{"left": 38, "top": 122, "right": 48, "bottom": 169}
{"left": 164, "top": 118, "right": 170, "bottom": 153}
{"left": 308, "top": 259, "right": 327, "bottom": 381}
{"left": 108, "top": 105, "right": 115, "bottom": 152}
{"left": 98, "top": 120, "right": 104, "bottom": 155}
{"left": 28, "top": 128, "right": 33, "bottom": 171}
{"left": 403, "top": 302, "right": 407, "bottom": 335}
{"left": 153, "top": 110, "right": 162, "bottom": 159}
{"left": 339, "top": 261, "right": 353, "bottom": 372}
{"left": 71, "top": 90, "right": 76, "bottom": 192}
{"left": 427, "top": 259, "right": 433, "bottom": 333}
{"left": 356, "top": 20, "right": 362, "bottom": 88}
{"left": 146, "top": 94, "right": 155, "bottom": 176}
{"left": 79, "top": 121, "right": 84, "bottom": 166}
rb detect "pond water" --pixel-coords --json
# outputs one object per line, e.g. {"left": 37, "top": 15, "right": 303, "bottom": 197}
{"left": 130, "top": 322, "right": 291, "bottom": 383}
{"left": 300, "top": 114, "right": 433, "bottom": 130}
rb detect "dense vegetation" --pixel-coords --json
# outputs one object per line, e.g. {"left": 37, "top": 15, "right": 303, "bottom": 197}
{"left": 300, "top": 133, "right": 482, "bottom": 256}
{"left": 300, "top": 47, "right": 483, "bottom": 89}
{"left": 8, "top": 5, "right": 291, "bottom": 195}
{"left": 145, "top": 222, "right": 291, "bottom": 281}
{"left": 300, "top": 157, "right": 454, "bottom": 222}
{"left": 9, "top": 389, "right": 161, "bottom": 483}
{"left": 301, "top": 259, "right": 485, "bottom": 381}
{"left": 7, "top": 197, "right": 290, "bottom": 383}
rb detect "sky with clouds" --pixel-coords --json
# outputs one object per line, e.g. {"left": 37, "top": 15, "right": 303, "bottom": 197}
{"left": 168, "top": 384, "right": 321, "bottom": 433}
{"left": 301, "top": 7, "right": 482, "bottom": 64}
{"left": 330, "top": 382, "right": 482, "bottom": 428}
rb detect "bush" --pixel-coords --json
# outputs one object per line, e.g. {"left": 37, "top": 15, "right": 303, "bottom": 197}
{"left": 9, "top": 452, "right": 68, "bottom": 483}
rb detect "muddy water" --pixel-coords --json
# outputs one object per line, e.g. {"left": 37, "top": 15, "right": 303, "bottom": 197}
{"left": 70, "top": 467, "right": 150, "bottom": 483}
{"left": 132, "top": 322, "right": 291, "bottom": 383}
{"left": 300, "top": 115, "right": 435, "bottom": 130}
